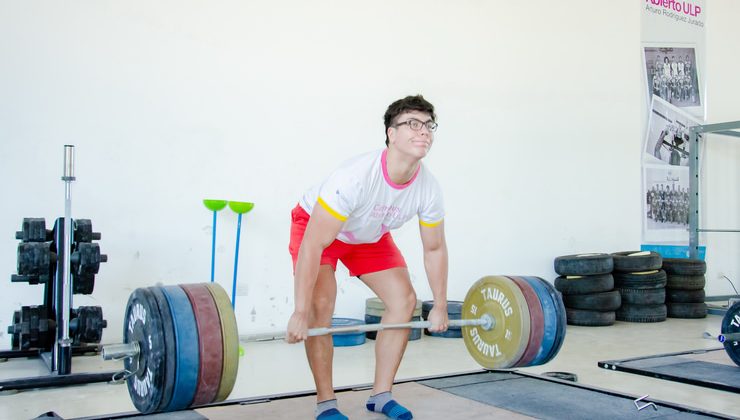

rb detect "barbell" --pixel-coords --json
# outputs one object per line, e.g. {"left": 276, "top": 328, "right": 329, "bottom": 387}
{"left": 718, "top": 300, "right": 740, "bottom": 367}
{"left": 103, "top": 275, "right": 567, "bottom": 414}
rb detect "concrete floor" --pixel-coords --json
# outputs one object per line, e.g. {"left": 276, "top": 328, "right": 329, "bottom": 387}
{"left": 0, "top": 314, "right": 738, "bottom": 419}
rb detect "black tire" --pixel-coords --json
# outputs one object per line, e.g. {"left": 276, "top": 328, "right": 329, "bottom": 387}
{"left": 667, "top": 302, "right": 707, "bottom": 318}
{"left": 554, "top": 253, "right": 613, "bottom": 276}
{"left": 611, "top": 251, "right": 663, "bottom": 272}
{"left": 566, "top": 308, "right": 615, "bottom": 326}
{"left": 554, "top": 274, "right": 613, "bottom": 295}
{"left": 616, "top": 304, "right": 667, "bottom": 323}
{"left": 666, "top": 289, "right": 705, "bottom": 303}
{"left": 618, "top": 287, "right": 666, "bottom": 305}
{"left": 613, "top": 270, "right": 667, "bottom": 289}
{"left": 563, "top": 290, "right": 621, "bottom": 311}
{"left": 666, "top": 275, "right": 706, "bottom": 291}
{"left": 662, "top": 258, "right": 706, "bottom": 276}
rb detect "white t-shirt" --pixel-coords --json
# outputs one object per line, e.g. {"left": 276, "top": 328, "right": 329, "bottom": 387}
{"left": 299, "top": 149, "right": 444, "bottom": 244}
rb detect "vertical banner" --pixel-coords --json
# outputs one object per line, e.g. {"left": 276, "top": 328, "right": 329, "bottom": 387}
{"left": 640, "top": 0, "right": 706, "bottom": 258}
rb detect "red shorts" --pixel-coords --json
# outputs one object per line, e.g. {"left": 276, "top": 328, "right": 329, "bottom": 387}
{"left": 289, "top": 204, "right": 407, "bottom": 277}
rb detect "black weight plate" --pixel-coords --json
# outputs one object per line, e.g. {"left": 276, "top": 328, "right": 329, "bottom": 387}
{"left": 148, "top": 286, "right": 177, "bottom": 412}
{"left": 123, "top": 288, "right": 166, "bottom": 414}
{"left": 721, "top": 301, "right": 740, "bottom": 367}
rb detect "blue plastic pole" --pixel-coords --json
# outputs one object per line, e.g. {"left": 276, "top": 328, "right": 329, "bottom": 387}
{"left": 210, "top": 211, "right": 218, "bottom": 283}
{"left": 231, "top": 213, "right": 243, "bottom": 309}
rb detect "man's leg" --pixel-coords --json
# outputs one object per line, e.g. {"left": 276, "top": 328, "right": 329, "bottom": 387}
{"left": 360, "top": 267, "right": 416, "bottom": 393}
{"left": 306, "top": 265, "right": 341, "bottom": 413}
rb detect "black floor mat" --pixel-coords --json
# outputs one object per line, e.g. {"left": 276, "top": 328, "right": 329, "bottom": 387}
{"left": 419, "top": 371, "right": 726, "bottom": 419}
{"left": 599, "top": 348, "right": 739, "bottom": 394}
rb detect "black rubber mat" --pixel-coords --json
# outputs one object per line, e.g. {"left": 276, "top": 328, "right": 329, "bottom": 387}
{"left": 599, "top": 348, "right": 740, "bottom": 394}
{"left": 419, "top": 371, "right": 725, "bottom": 419}
{"left": 72, "top": 370, "right": 732, "bottom": 419}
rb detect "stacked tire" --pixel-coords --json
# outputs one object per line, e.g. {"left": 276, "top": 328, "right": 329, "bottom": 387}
{"left": 554, "top": 254, "right": 620, "bottom": 327}
{"left": 663, "top": 258, "right": 708, "bottom": 319}
{"left": 421, "top": 300, "right": 463, "bottom": 338}
{"left": 612, "top": 251, "right": 667, "bottom": 323}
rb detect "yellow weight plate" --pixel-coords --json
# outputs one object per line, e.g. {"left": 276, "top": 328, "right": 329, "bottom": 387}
{"left": 205, "top": 283, "right": 239, "bottom": 402}
{"left": 462, "top": 276, "right": 531, "bottom": 369}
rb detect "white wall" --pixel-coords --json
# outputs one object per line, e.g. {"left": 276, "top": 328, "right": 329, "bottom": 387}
{"left": 0, "top": 1, "right": 736, "bottom": 347}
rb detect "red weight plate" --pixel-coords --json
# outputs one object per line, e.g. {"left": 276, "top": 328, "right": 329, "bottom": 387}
{"left": 508, "top": 276, "right": 545, "bottom": 367}
{"left": 181, "top": 283, "right": 224, "bottom": 406}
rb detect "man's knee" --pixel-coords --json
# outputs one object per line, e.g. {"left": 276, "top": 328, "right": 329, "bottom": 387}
{"left": 311, "top": 294, "right": 336, "bottom": 323}
{"left": 385, "top": 290, "right": 417, "bottom": 318}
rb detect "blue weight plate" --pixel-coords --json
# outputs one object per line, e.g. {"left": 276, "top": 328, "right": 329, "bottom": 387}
{"left": 123, "top": 288, "right": 166, "bottom": 414}
{"left": 522, "top": 277, "right": 558, "bottom": 366}
{"left": 161, "top": 285, "right": 200, "bottom": 411}
{"left": 331, "top": 318, "right": 366, "bottom": 347}
{"left": 148, "top": 287, "right": 176, "bottom": 412}
{"left": 528, "top": 276, "right": 567, "bottom": 363}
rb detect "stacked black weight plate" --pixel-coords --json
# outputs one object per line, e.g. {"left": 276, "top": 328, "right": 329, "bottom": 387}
{"left": 662, "top": 258, "right": 707, "bottom": 318}
{"left": 422, "top": 300, "right": 463, "bottom": 338}
{"left": 554, "top": 253, "right": 618, "bottom": 326}
{"left": 612, "top": 251, "right": 666, "bottom": 323}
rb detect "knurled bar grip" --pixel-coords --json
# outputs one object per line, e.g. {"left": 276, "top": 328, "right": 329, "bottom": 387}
{"left": 308, "top": 316, "right": 492, "bottom": 336}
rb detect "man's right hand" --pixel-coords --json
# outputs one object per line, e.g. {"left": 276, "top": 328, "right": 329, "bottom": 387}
{"left": 285, "top": 311, "right": 309, "bottom": 344}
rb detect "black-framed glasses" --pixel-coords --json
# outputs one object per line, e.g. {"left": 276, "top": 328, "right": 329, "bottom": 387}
{"left": 394, "top": 118, "right": 438, "bottom": 132}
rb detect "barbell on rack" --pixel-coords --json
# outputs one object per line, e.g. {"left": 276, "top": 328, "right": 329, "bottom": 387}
{"left": 103, "top": 275, "right": 567, "bottom": 414}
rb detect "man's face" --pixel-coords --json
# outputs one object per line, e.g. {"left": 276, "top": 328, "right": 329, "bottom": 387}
{"left": 387, "top": 110, "right": 435, "bottom": 158}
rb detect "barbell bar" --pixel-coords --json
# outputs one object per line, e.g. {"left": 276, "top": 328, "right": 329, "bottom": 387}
{"left": 104, "top": 275, "right": 567, "bottom": 414}
{"left": 105, "top": 315, "right": 495, "bottom": 361}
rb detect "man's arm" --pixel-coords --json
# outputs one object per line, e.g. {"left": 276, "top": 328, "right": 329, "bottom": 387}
{"left": 286, "top": 203, "right": 344, "bottom": 343}
{"left": 420, "top": 220, "right": 449, "bottom": 332}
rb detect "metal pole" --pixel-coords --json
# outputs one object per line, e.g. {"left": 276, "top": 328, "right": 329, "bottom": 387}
{"left": 688, "top": 127, "right": 700, "bottom": 259}
{"left": 57, "top": 145, "right": 76, "bottom": 374}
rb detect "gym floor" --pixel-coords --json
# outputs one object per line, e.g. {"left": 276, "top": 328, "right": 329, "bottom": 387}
{"left": 0, "top": 314, "right": 738, "bottom": 419}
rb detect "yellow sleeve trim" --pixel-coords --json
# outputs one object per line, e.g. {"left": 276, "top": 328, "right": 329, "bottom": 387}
{"left": 317, "top": 197, "right": 348, "bottom": 222}
{"left": 419, "top": 219, "right": 443, "bottom": 228}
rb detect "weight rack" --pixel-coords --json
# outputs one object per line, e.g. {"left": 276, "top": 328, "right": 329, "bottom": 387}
{"left": 0, "top": 145, "right": 116, "bottom": 390}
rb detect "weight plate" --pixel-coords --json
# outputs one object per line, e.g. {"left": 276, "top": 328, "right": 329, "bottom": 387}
{"left": 206, "top": 283, "right": 239, "bottom": 402}
{"left": 462, "top": 276, "right": 531, "bottom": 369}
{"left": 123, "top": 288, "right": 166, "bottom": 414}
{"left": 528, "top": 276, "right": 567, "bottom": 364}
{"left": 508, "top": 276, "right": 544, "bottom": 367}
{"left": 161, "top": 285, "right": 200, "bottom": 411}
{"left": 331, "top": 318, "right": 366, "bottom": 347}
{"left": 181, "top": 284, "right": 224, "bottom": 406}
{"left": 148, "top": 287, "right": 176, "bottom": 412}
{"left": 520, "top": 276, "right": 557, "bottom": 366}
{"left": 721, "top": 301, "right": 740, "bottom": 367}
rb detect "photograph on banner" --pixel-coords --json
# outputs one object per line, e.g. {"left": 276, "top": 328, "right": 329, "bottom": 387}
{"left": 643, "top": 95, "right": 704, "bottom": 167}
{"left": 642, "top": 164, "right": 690, "bottom": 244}
{"left": 642, "top": 44, "right": 701, "bottom": 110}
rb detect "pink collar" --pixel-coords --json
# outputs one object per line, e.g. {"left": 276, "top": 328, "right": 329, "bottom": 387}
{"left": 381, "top": 149, "right": 420, "bottom": 190}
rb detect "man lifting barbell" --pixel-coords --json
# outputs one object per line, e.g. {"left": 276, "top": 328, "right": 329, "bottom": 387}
{"left": 286, "top": 94, "right": 449, "bottom": 420}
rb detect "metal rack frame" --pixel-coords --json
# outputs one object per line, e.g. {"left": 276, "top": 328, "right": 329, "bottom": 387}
{"left": 688, "top": 120, "right": 740, "bottom": 259}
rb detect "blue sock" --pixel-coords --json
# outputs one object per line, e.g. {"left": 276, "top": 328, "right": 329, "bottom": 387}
{"left": 366, "top": 392, "right": 413, "bottom": 420}
{"left": 316, "top": 399, "right": 348, "bottom": 420}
